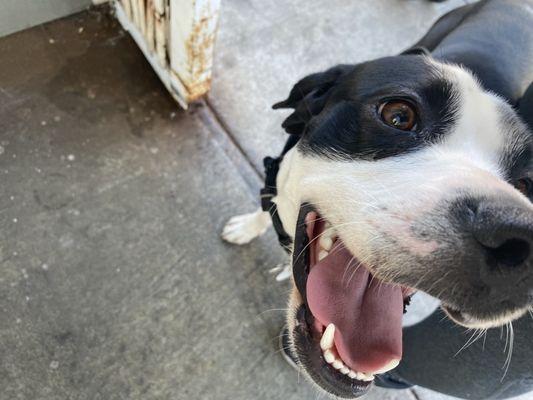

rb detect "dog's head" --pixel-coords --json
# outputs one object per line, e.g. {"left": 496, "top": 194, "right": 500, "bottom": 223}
{"left": 273, "top": 55, "right": 533, "bottom": 398}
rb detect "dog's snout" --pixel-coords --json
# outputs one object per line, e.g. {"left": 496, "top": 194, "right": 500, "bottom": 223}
{"left": 470, "top": 200, "right": 533, "bottom": 270}
{"left": 438, "top": 197, "right": 533, "bottom": 317}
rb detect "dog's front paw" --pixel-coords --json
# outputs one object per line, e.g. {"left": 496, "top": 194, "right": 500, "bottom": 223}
{"left": 222, "top": 208, "right": 272, "bottom": 245}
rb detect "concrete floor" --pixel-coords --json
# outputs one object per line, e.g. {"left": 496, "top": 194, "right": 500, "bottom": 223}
{"left": 2, "top": 2, "right": 522, "bottom": 400}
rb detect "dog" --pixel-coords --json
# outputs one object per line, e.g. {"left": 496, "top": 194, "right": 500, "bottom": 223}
{"left": 222, "top": 0, "right": 533, "bottom": 397}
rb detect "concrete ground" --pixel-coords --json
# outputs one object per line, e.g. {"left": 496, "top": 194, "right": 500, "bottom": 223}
{"left": 1, "top": 1, "right": 526, "bottom": 400}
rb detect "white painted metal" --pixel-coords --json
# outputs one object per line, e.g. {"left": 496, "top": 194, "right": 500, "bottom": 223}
{"left": 115, "top": 1, "right": 188, "bottom": 107}
{"left": 170, "top": 0, "right": 220, "bottom": 101}
{"left": 154, "top": 0, "right": 165, "bottom": 15}
{"left": 114, "top": 0, "right": 220, "bottom": 108}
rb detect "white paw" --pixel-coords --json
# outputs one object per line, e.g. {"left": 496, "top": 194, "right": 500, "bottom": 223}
{"left": 222, "top": 208, "right": 272, "bottom": 245}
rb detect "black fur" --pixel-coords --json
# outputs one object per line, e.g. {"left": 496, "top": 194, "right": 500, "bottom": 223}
{"left": 276, "top": 57, "right": 459, "bottom": 160}
{"left": 272, "top": 65, "right": 354, "bottom": 135}
{"left": 416, "top": 0, "right": 532, "bottom": 104}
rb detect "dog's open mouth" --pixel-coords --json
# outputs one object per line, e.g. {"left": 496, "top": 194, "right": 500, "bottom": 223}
{"left": 290, "top": 205, "right": 414, "bottom": 397}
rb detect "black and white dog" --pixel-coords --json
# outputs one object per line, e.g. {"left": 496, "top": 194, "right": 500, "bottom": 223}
{"left": 223, "top": 0, "right": 533, "bottom": 397}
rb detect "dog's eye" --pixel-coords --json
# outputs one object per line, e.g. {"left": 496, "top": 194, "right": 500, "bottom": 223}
{"left": 379, "top": 100, "right": 417, "bottom": 131}
{"left": 515, "top": 178, "right": 532, "bottom": 197}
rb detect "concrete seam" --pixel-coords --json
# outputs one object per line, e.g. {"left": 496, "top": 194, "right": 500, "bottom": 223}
{"left": 195, "top": 98, "right": 263, "bottom": 199}
{"left": 203, "top": 96, "right": 262, "bottom": 177}
{"left": 410, "top": 388, "right": 423, "bottom": 400}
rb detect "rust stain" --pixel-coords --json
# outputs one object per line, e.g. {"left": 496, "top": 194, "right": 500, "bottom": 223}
{"left": 187, "top": 77, "right": 212, "bottom": 102}
{"left": 184, "top": 2, "right": 219, "bottom": 100}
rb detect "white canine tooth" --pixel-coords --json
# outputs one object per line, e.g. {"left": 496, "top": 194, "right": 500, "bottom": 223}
{"left": 373, "top": 359, "right": 400, "bottom": 374}
{"left": 319, "top": 235, "right": 333, "bottom": 251}
{"left": 348, "top": 371, "right": 357, "bottom": 379}
{"left": 340, "top": 367, "right": 350, "bottom": 375}
{"left": 323, "top": 349, "right": 335, "bottom": 364}
{"left": 332, "top": 360, "right": 344, "bottom": 370}
{"left": 319, "top": 323, "right": 335, "bottom": 350}
{"left": 318, "top": 250, "right": 329, "bottom": 261}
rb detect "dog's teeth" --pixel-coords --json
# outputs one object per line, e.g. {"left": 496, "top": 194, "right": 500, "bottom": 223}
{"left": 373, "top": 358, "right": 400, "bottom": 374}
{"left": 359, "top": 372, "right": 375, "bottom": 382}
{"left": 319, "top": 235, "right": 333, "bottom": 251}
{"left": 319, "top": 323, "right": 335, "bottom": 350}
{"left": 318, "top": 250, "right": 329, "bottom": 261}
{"left": 320, "top": 335, "right": 376, "bottom": 382}
{"left": 323, "top": 349, "right": 335, "bottom": 364}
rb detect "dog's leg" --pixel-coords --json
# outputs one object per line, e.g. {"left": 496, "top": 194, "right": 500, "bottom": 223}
{"left": 222, "top": 208, "right": 272, "bottom": 245}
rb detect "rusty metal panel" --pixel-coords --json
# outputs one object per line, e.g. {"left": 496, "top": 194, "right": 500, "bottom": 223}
{"left": 114, "top": 0, "right": 220, "bottom": 107}
{"left": 170, "top": 0, "right": 221, "bottom": 102}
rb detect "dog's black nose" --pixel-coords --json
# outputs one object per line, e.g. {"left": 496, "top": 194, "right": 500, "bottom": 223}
{"left": 484, "top": 238, "right": 530, "bottom": 267}
{"left": 440, "top": 196, "right": 533, "bottom": 317}
{"left": 470, "top": 200, "right": 533, "bottom": 271}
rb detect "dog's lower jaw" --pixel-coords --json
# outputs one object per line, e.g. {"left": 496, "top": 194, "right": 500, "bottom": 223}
{"left": 286, "top": 289, "right": 373, "bottom": 399}
{"left": 287, "top": 289, "right": 371, "bottom": 399}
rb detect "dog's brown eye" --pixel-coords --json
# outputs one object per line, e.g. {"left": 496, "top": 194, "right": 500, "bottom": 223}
{"left": 515, "top": 178, "right": 531, "bottom": 197}
{"left": 379, "top": 100, "right": 417, "bottom": 131}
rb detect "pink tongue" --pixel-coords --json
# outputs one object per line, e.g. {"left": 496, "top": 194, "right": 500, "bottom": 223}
{"left": 306, "top": 243, "right": 403, "bottom": 374}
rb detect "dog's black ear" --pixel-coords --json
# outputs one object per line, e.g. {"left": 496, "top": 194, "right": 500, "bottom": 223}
{"left": 273, "top": 65, "right": 354, "bottom": 135}
{"left": 518, "top": 82, "right": 533, "bottom": 131}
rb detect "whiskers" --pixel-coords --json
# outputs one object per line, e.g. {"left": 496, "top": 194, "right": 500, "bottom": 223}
{"left": 258, "top": 308, "right": 289, "bottom": 317}
{"left": 501, "top": 321, "right": 514, "bottom": 381}
{"left": 454, "top": 328, "right": 487, "bottom": 357}
{"left": 454, "top": 321, "right": 515, "bottom": 382}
